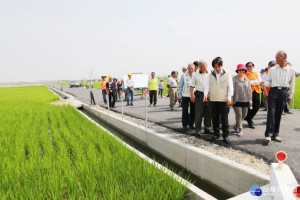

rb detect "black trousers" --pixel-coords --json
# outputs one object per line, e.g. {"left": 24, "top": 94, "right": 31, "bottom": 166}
{"left": 284, "top": 91, "right": 290, "bottom": 112}
{"left": 265, "top": 88, "right": 287, "bottom": 137}
{"left": 245, "top": 91, "right": 260, "bottom": 124}
{"left": 211, "top": 101, "right": 229, "bottom": 138}
{"left": 149, "top": 90, "right": 157, "bottom": 105}
{"left": 182, "top": 97, "right": 195, "bottom": 127}
{"left": 109, "top": 91, "right": 116, "bottom": 107}
{"left": 194, "top": 92, "right": 211, "bottom": 131}
{"left": 159, "top": 89, "right": 163, "bottom": 97}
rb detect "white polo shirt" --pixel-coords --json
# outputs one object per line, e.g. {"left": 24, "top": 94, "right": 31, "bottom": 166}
{"left": 167, "top": 77, "right": 177, "bottom": 88}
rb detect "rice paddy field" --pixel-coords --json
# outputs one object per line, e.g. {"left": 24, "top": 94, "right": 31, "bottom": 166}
{"left": 293, "top": 77, "right": 300, "bottom": 109}
{"left": 0, "top": 86, "right": 188, "bottom": 199}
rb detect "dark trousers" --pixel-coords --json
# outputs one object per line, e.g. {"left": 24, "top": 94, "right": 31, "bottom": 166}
{"left": 149, "top": 90, "right": 157, "bottom": 105}
{"left": 159, "top": 89, "right": 164, "bottom": 97}
{"left": 109, "top": 92, "right": 116, "bottom": 107}
{"left": 265, "top": 88, "right": 287, "bottom": 137}
{"left": 284, "top": 92, "right": 290, "bottom": 112}
{"left": 260, "top": 90, "right": 266, "bottom": 108}
{"left": 195, "top": 92, "right": 211, "bottom": 131}
{"left": 245, "top": 91, "right": 260, "bottom": 124}
{"left": 182, "top": 97, "right": 195, "bottom": 128}
{"left": 211, "top": 102, "right": 229, "bottom": 138}
{"left": 90, "top": 91, "right": 96, "bottom": 105}
{"left": 102, "top": 90, "right": 107, "bottom": 104}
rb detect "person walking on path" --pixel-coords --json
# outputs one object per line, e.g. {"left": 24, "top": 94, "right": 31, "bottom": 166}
{"left": 126, "top": 72, "right": 134, "bottom": 106}
{"left": 244, "top": 62, "right": 263, "bottom": 129}
{"left": 117, "top": 80, "right": 122, "bottom": 102}
{"left": 262, "top": 60, "right": 276, "bottom": 110}
{"left": 158, "top": 80, "right": 164, "bottom": 98}
{"left": 263, "top": 50, "right": 295, "bottom": 143}
{"left": 283, "top": 62, "right": 294, "bottom": 114}
{"left": 148, "top": 72, "right": 159, "bottom": 106}
{"left": 113, "top": 78, "right": 118, "bottom": 104}
{"left": 179, "top": 64, "right": 195, "bottom": 130}
{"left": 232, "top": 64, "right": 252, "bottom": 137}
{"left": 178, "top": 68, "right": 186, "bottom": 107}
{"left": 106, "top": 75, "right": 116, "bottom": 108}
{"left": 101, "top": 75, "right": 107, "bottom": 104}
{"left": 204, "top": 57, "right": 233, "bottom": 144}
{"left": 260, "top": 68, "right": 267, "bottom": 110}
{"left": 167, "top": 71, "right": 178, "bottom": 111}
{"left": 190, "top": 60, "right": 212, "bottom": 135}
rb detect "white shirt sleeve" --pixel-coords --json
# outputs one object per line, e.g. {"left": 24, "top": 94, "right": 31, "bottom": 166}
{"left": 167, "top": 78, "right": 170, "bottom": 86}
{"left": 227, "top": 74, "right": 234, "bottom": 100}
{"left": 264, "top": 70, "right": 272, "bottom": 87}
{"left": 204, "top": 75, "right": 210, "bottom": 97}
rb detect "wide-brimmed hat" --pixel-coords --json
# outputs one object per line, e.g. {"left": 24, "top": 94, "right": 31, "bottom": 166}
{"left": 236, "top": 64, "right": 247, "bottom": 73}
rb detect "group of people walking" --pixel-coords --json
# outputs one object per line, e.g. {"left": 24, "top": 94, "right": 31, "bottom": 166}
{"left": 176, "top": 50, "right": 295, "bottom": 144}
{"left": 100, "top": 50, "right": 295, "bottom": 145}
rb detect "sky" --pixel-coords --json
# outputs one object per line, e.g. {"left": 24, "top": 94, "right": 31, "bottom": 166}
{"left": 0, "top": 0, "right": 299, "bottom": 83}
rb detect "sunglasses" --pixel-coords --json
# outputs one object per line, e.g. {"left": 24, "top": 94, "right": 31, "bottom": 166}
{"left": 246, "top": 65, "right": 253, "bottom": 68}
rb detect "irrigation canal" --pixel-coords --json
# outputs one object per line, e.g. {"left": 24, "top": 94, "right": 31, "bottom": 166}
{"left": 78, "top": 107, "right": 233, "bottom": 199}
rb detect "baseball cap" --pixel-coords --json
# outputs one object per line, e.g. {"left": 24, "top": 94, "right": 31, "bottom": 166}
{"left": 268, "top": 61, "right": 276, "bottom": 66}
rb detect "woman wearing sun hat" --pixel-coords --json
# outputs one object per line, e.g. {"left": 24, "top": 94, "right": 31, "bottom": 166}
{"left": 232, "top": 64, "right": 252, "bottom": 136}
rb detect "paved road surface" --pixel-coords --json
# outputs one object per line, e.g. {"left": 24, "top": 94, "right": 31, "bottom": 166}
{"left": 53, "top": 85, "right": 300, "bottom": 182}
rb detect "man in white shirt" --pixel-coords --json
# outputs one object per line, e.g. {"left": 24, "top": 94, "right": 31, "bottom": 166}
{"left": 190, "top": 60, "right": 211, "bottom": 135}
{"left": 167, "top": 71, "right": 178, "bottom": 111}
{"left": 263, "top": 50, "right": 295, "bottom": 143}
{"left": 204, "top": 57, "right": 234, "bottom": 144}
{"left": 178, "top": 64, "right": 195, "bottom": 130}
{"left": 126, "top": 72, "right": 135, "bottom": 106}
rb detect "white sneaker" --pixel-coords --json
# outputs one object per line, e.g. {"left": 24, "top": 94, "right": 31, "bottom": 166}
{"left": 265, "top": 137, "right": 271, "bottom": 143}
{"left": 272, "top": 137, "right": 282, "bottom": 142}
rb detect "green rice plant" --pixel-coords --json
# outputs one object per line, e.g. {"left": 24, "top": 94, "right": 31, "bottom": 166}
{"left": 293, "top": 77, "right": 300, "bottom": 109}
{"left": 0, "top": 86, "right": 188, "bottom": 199}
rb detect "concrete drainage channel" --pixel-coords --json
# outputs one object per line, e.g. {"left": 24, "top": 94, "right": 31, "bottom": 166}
{"left": 80, "top": 107, "right": 232, "bottom": 199}
{"left": 50, "top": 87, "right": 269, "bottom": 199}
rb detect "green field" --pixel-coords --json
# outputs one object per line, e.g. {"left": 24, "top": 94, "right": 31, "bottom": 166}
{"left": 293, "top": 77, "right": 300, "bottom": 109}
{"left": 0, "top": 86, "right": 188, "bottom": 199}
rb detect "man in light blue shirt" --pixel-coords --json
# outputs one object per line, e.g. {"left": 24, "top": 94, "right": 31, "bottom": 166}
{"left": 178, "top": 64, "right": 195, "bottom": 131}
